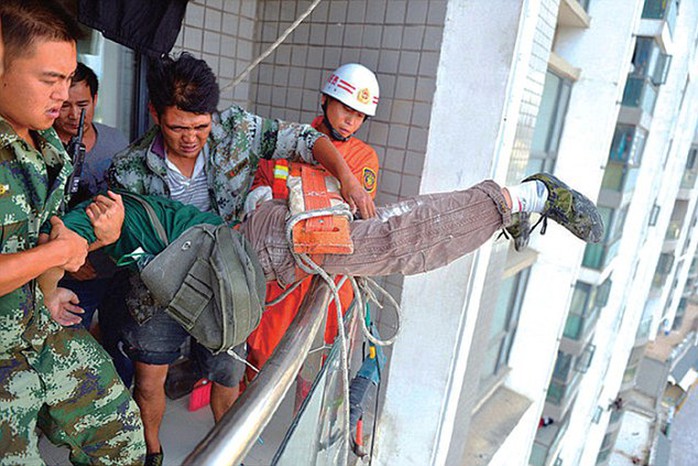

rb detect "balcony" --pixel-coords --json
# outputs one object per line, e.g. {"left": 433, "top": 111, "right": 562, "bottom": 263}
{"left": 530, "top": 414, "right": 570, "bottom": 466}
{"left": 642, "top": 0, "right": 678, "bottom": 34}
{"left": 622, "top": 77, "right": 658, "bottom": 115}
{"left": 665, "top": 219, "right": 683, "bottom": 241}
{"left": 583, "top": 239, "right": 621, "bottom": 270}
{"left": 600, "top": 164, "right": 640, "bottom": 198}
{"left": 557, "top": 0, "right": 591, "bottom": 28}
{"left": 563, "top": 308, "right": 600, "bottom": 341}
{"left": 184, "top": 278, "right": 370, "bottom": 466}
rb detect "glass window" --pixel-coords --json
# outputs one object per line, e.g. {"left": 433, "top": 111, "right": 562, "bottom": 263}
{"left": 527, "top": 70, "right": 572, "bottom": 175}
{"left": 591, "top": 405, "right": 603, "bottom": 424}
{"left": 552, "top": 351, "right": 573, "bottom": 381}
{"left": 686, "top": 147, "right": 697, "bottom": 170}
{"left": 480, "top": 268, "right": 530, "bottom": 386}
{"left": 77, "top": 30, "right": 137, "bottom": 141}
{"left": 569, "top": 282, "right": 592, "bottom": 315}
{"left": 574, "top": 343, "right": 596, "bottom": 373}
{"left": 608, "top": 125, "right": 646, "bottom": 166}
{"left": 631, "top": 37, "right": 660, "bottom": 79}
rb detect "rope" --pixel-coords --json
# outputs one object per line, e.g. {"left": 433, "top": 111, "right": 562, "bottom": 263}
{"left": 284, "top": 206, "right": 402, "bottom": 461}
{"left": 264, "top": 277, "right": 305, "bottom": 307}
{"left": 220, "top": 0, "right": 324, "bottom": 93}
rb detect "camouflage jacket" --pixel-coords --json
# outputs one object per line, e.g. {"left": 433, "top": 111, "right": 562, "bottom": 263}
{"left": 107, "top": 104, "right": 325, "bottom": 224}
{"left": 107, "top": 104, "right": 325, "bottom": 322}
{"left": 0, "top": 117, "right": 72, "bottom": 355}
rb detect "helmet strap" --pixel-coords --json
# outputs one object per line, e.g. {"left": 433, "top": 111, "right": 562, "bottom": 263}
{"left": 321, "top": 100, "right": 352, "bottom": 142}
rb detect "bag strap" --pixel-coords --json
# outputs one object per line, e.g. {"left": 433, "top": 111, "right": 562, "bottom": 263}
{"left": 120, "top": 192, "right": 169, "bottom": 246}
{"left": 211, "top": 225, "right": 255, "bottom": 350}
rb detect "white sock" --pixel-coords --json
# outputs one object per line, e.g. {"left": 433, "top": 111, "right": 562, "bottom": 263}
{"left": 506, "top": 180, "right": 548, "bottom": 214}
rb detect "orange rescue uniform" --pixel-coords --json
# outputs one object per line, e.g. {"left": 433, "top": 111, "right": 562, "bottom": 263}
{"left": 244, "top": 116, "right": 379, "bottom": 383}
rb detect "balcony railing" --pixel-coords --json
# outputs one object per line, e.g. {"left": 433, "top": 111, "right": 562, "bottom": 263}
{"left": 547, "top": 371, "right": 582, "bottom": 405}
{"left": 563, "top": 306, "right": 600, "bottom": 340}
{"left": 622, "top": 77, "right": 658, "bottom": 115}
{"left": 601, "top": 164, "right": 640, "bottom": 193}
{"left": 681, "top": 170, "right": 698, "bottom": 189}
{"left": 184, "top": 278, "right": 333, "bottom": 466}
{"left": 665, "top": 219, "right": 683, "bottom": 240}
{"left": 642, "top": 0, "right": 678, "bottom": 34}
{"left": 583, "top": 239, "right": 621, "bottom": 270}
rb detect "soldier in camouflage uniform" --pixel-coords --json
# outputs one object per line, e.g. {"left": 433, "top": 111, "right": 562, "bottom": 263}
{"left": 106, "top": 53, "right": 376, "bottom": 464}
{"left": 0, "top": 2, "right": 145, "bottom": 464}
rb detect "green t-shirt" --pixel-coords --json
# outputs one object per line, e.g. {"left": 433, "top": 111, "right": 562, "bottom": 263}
{"left": 59, "top": 191, "right": 224, "bottom": 263}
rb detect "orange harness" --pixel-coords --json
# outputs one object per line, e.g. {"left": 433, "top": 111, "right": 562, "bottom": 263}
{"left": 279, "top": 161, "right": 354, "bottom": 255}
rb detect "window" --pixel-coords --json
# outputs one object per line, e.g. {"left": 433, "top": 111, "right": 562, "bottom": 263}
{"left": 649, "top": 203, "right": 661, "bottom": 226}
{"left": 582, "top": 208, "right": 626, "bottom": 270}
{"left": 577, "top": 0, "right": 591, "bottom": 12}
{"left": 564, "top": 282, "right": 593, "bottom": 339}
{"left": 552, "top": 351, "right": 573, "bottom": 380}
{"left": 631, "top": 37, "right": 661, "bottom": 79}
{"left": 480, "top": 268, "right": 530, "bottom": 386}
{"left": 608, "top": 125, "right": 646, "bottom": 166}
{"left": 527, "top": 70, "right": 572, "bottom": 174}
{"left": 681, "top": 147, "right": 698, "bottom": 188}
{"left": 77, "top": 30, "right": 137, "bottom": 140}
{"left": 591, "top": 405, "right": 603, "bottom": 424}
{"left": 574, "top": 343, "right": 596, "bottom": 373}
{"left": 631, "top": 36, "right": 671, "bottom": 85}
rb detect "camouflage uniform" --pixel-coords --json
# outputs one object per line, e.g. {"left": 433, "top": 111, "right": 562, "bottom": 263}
{"left": 108, "top": 104, "right": 324, "bottom": 224}
{"left": 0, "top": 118, "right": 145, "bottom": 465}
{"left": 107, "top": 104, "right": 325, "bottom": 325}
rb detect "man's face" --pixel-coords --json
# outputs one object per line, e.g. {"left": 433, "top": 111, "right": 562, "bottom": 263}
{"left": 152, "top": 105, "right": 212, "bottom": 161}
{"left": 0, "top": 39, "right": 76, "bottom": 140}
{"left": 323, "top": 96, "right": 366, "bottom": 139}
{"left": 54, "top": 80, "right": 96, "bottom": 139}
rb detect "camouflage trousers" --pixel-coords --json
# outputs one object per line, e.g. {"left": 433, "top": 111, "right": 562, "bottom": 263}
{"left": 0, "top": 328, "right": 145, "bottom": 465}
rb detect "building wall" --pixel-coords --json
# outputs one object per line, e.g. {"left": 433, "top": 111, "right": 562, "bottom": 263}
{"left": 172, "top": 0, "right": 260, "bottom": 110}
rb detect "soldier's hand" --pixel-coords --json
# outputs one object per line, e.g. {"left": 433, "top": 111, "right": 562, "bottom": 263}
{"left": 341, "top": 176, "right": 376, "bottom": 219}
{"left": 87, "top": 190, "right": 124, "bottom": 246}
{"left": 45, "top": 287, "right": 84, "bottom": 326}
{"left": 48, "top": 216, "right": 88, "bottom": 272}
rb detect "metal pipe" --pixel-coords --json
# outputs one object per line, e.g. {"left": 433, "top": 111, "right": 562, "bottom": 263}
{"left": 183, "top": 276, "right": 331, "bottom": 466}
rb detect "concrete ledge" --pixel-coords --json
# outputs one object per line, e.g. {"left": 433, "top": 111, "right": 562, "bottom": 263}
{"left": 464, "top": 386, "right": 533, "bottom": 465}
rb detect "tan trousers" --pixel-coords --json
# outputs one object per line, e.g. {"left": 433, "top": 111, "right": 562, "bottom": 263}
{"left": 240, "top": 180, "right": 511, "bottom": 286}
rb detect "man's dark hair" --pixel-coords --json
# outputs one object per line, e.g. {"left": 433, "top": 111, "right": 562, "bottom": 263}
{"left": 0, "top": 0, "right": 83, "bottom": 67}
{"left": 72, "top": 62, "right": 99, "bottom": 98}
{"left": 147, "top": 52, "right": 220, "bottom": 116}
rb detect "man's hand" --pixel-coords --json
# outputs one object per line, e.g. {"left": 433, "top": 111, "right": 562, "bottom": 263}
{"left": 87, "top": 190, "right": 124, "bottom": 246}
{"left": 48, "top": 217, "right": 88, "bottom": 272}
{"left": 68, "top": 258, "right": 97, "bottom": 281}
{"left": 311, "top": 136, "right": 376, "bottom": 218}
{"left": 340, "top": 176, "right": 376, "bottom": 219}
{"left": 44, "top": 287, "right": 84, "bottom": 326}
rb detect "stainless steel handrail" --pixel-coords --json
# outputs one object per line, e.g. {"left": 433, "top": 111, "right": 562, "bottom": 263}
{"left": 183, "top": 276, "right": 331, "bottom": 466}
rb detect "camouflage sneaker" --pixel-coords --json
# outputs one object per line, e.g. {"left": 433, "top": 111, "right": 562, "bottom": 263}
{"left": 523, "top": 173, "right": 604, "bottom": 243}
{"left": 504, "top": 212, "right": 531, "bottom": 252}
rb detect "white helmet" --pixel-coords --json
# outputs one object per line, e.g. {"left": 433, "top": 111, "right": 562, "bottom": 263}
{"left": 321, "top": 63, "right": 379, "bottom": 117}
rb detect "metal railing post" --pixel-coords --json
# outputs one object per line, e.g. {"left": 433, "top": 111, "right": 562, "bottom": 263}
{"left": 183, "top": 276, "right": 331, "bottom": 466}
